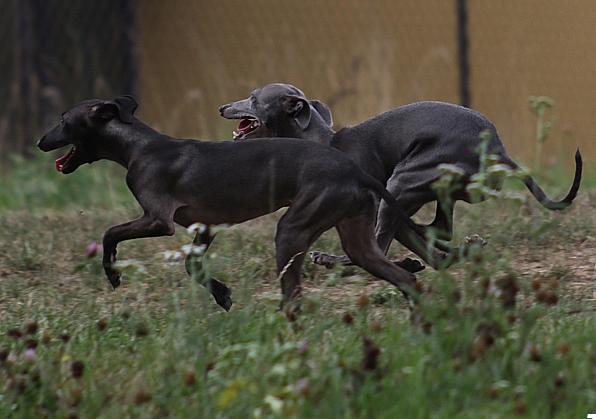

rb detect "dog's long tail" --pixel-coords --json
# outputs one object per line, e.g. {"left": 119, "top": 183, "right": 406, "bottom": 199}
{"left": 509, "top": 149, "right": 582, "bottom": 210}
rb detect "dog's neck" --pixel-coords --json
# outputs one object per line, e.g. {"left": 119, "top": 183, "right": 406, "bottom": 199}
{"left": 99, "top": 119, "right": 161, "bottom": 169}
{"left": 303, "top": 117, "right": 335, "bottom": 145}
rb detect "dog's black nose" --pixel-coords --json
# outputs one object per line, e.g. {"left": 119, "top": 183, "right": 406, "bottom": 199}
{"left": 218, "top": 104, "right": 229, "bottom": 115}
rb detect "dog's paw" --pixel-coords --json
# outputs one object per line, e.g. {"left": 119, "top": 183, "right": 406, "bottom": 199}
{"left": 211, "top": 279, "right": 233, "bottom": 311}
{"left": 214, "top": 293, "right": 233, "bottom": 312}
{"left": 463, "top": 234, "right": 487, "bottom": 246}
{"left": 310, "top": 251, "right": 351, "bottom": 269}
{"left": 393, "top": 257, "right": 425, "bottom": 273}
{"left": 106, "top": 271, "right": 122, "bottom": 289}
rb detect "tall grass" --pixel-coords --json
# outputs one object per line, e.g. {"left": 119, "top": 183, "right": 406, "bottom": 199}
{"left": 0, "top": 142, "right": 595, "bottom": 417}
{"left": 1, "top": 207, "right": 595, "bottom": 418}
{"left": 0, "top": 152, "right": 134, "bottom": 210}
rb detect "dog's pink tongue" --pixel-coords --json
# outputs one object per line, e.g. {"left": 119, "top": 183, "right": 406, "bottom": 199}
{"left": 55, "top": 147, "right": 74, "bottom": 172}
{"left": 237, "top": 119, "right": 253, "bottom": 132}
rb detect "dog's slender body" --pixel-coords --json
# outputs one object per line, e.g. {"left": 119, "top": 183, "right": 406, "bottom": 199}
{"left": 38, "top": 96, "right": 452, "bottom": 310}
{"left": 220, "top": 83, "right": 582, "bottom": 267}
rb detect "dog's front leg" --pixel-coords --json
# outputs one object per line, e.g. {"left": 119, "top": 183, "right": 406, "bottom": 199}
{"left": 102, "top": 214, "right": 174, "bottom": 288}
{"left": 185, "top": 227, "right": 233, "bottom": 311}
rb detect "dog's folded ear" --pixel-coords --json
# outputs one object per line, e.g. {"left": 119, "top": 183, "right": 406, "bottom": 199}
{"left": 282, "top": 95, "right": 311, "bottom": 130}
{"left": 309, "top": 100, "right": 333, "bottom": 128}
{"left": 114, "top": 96, "right": 139, "bottom": 123}
{"left": 89, "top": 95, "right": 138, "bottom": 124}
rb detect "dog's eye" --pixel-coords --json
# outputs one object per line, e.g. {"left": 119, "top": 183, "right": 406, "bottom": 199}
{"left": 60, "top": 117, "right": 65, "bottom": 125}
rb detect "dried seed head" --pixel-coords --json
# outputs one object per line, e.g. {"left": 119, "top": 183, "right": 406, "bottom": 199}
{"left": 554, "top": 372, "right": 565, "bottom": 387}
{"left": 531, "top": 278, "right": 542, "bottom": 291}
{"left": 557, "top": 341, "right": 570, "bottom": 356}
{"left": 536, "top": 290, "right": 558, "bottom": 306}
{"left": 96, "top": 318, "right": 108, "bottom": 331}
{"left": 496, "top": 275, "right": 519, "bottom": 308}
{"left": 513, "top": 401, "right": 527, "bottom": 414}
{"left": 24, "top": 322, "right": 39, "bottom": 335}
{"left": 525, "top": 343, "right": 542, "bottom": 362}
{"left": 342, "top": 312, "right": 354, "bottom": 325}
{"left": 7, "top": 329, "right": 22, "bottom": 339}
{"left": 135, "top": 323, "right": 149, "bottom": 337}
{"left": 206, "top": 361, "right": 216, "bottom": 372}
{"left": 452, "top": 289, "right": 462, "bottom": 302}
{"left": 71, "top": 360, "right": 85, "bottom": 378}
{"left": 133, "top": 389, "right": 152, "bottom": 405}
{"left": 356, "top": 294, "right": 370, "bottom": 308}
{"left": 285, "top": 309, "right": 297, "bottom": 322}
{"left": 184, "top": 371, "right": 196, "bottom": 386}
{"left": 362, "top": 337, "right": 381, "bottom": 371}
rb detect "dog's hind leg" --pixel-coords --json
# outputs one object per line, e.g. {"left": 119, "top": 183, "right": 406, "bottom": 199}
{"left": 424, "top": 201, "right": 455, "bottom": 241}
{"left": 274, "top": 201, "right": 343, "bottom": 309}
{"left": 185, "top": 226, "right": 232, "bottom": 311}
{"left": 274, "top": 225, "right": 317, "bottom": 309}
{"left": 336, "top": 212, "right": 419, "bottom": 301}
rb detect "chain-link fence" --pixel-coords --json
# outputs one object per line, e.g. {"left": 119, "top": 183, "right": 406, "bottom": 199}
{"left": 0, "top": 0, "right": 135, "bottom": 157}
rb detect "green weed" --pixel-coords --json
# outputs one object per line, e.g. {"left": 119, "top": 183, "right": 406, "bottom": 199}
{"left": 0, "top": 135, "right": 594, "bottom": 418}
{"left": 0, "top": 152, "right": 134, "bottom": 210}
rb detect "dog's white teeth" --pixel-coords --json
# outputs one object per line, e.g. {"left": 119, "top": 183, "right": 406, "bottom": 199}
{"left": 233, "top": 131, "right": 239, "bottom": 137}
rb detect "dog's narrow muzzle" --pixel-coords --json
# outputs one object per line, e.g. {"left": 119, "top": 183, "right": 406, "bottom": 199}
{"left": 37, "top": 136, "right": 49, "bottom": 150}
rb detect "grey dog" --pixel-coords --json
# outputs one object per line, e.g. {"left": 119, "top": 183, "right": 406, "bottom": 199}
{"left": 37, "top": 96, "right": 454, "bottom": 310}
{"left": 219, "top": 83, "right": 582, "bottom": 268}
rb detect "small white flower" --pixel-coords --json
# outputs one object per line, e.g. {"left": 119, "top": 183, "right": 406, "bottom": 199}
{"left": 187, "top": 223, "right": 207, "bottom": 234}
{"left": 492, "top": 380, "right": 510, "bottom": 390}
{"left": 264, "top": 395, "right": 284, "bottom": 414}
{"left": 401, "top": 366, "right": 414, "bottom": 375}
{"left": 181, "top": 244, "right": 206, "bottom": 256}
{"left": 211, "top": 224, "right": 232, "bottom": 235}
{"left": 437, "top": 163, "right": 465, "bottom": 177}
{"left": 486, "top": 164, "right": 513, "bottom": 176}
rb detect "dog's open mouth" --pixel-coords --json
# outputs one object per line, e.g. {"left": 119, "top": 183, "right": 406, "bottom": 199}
{"left": 233, "top": 118, "right": 260, "bottom": 140}
{"left": 55, "top": 147, "right": 75, "bottom": 173}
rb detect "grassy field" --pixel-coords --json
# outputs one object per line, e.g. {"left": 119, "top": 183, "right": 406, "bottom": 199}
{"left": 1, "top": 154, "right": 596, "bottom": 418}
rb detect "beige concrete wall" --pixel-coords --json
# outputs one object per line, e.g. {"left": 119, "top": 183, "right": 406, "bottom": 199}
{"left": 137, "top": 1, "right": 596, "bottom": 170}
{"left": 137, "top": 0, "right": 458, "bottom": 136}
{"left": 468, "top": 0, "right": 596, "bottom": 168}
